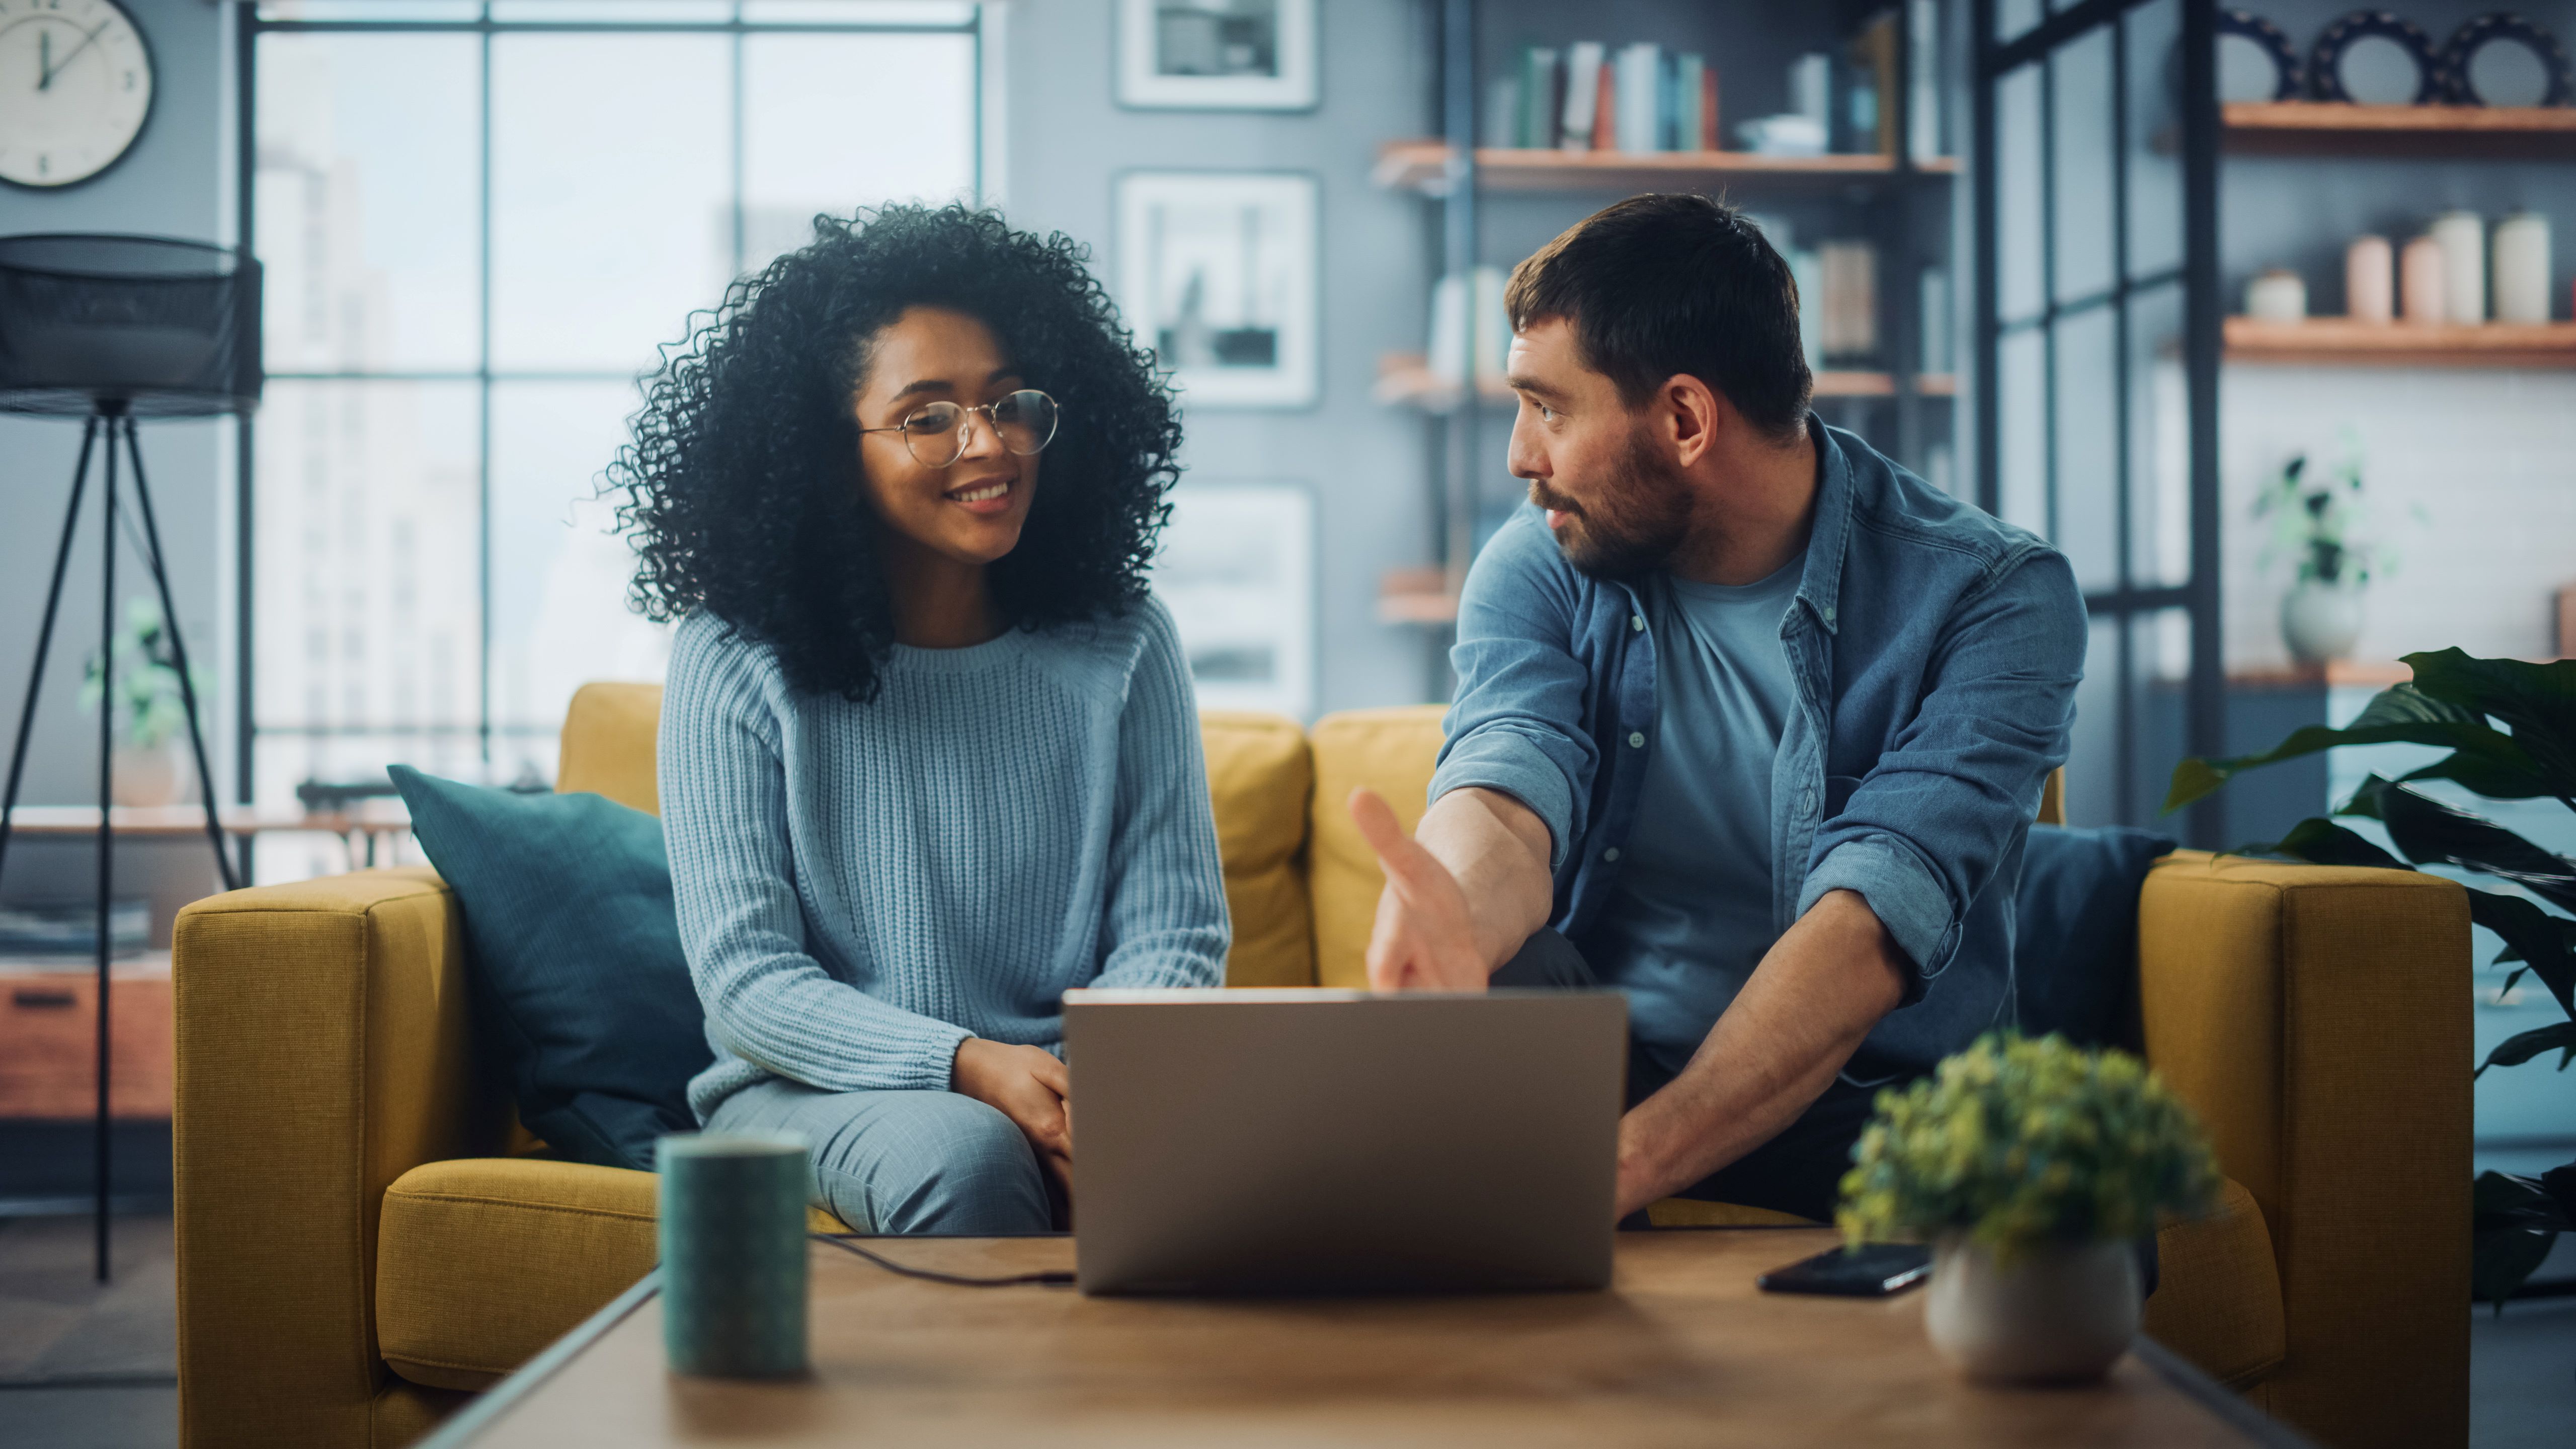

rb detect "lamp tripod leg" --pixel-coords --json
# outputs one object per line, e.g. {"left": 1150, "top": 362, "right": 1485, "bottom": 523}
{"left": 120, "top": 417, "right": 239, "bottom": 893}
{"left": 97, "top": 408, "right": 120, "bottom": 1284}
{"left": 0, "top": 417, "right": 99, "bottom": 890}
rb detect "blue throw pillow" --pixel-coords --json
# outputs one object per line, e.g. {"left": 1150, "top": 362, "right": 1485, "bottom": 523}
{"left": 388, "top": 766, "right": 711, "bottom": 1171}
{"left": 2013, "top": 825, "right": 2176, "bottom": 1050}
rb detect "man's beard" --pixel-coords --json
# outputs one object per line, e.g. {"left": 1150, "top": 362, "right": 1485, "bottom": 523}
{"left": 1526, "top": 430, "right": 1692, "bottom": 582}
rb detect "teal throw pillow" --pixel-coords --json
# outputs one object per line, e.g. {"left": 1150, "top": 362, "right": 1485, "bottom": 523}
{"left": 388, "top": 765, "right": 711, "bottom": 1171}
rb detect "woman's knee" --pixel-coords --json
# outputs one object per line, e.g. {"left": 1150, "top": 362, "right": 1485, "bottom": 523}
{"left": 865, "top": 1093, "right": 1050, "bottom": 1235}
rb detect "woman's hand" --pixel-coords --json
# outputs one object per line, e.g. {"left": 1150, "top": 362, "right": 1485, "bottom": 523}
{"left": 950, "top": 1037, "right": 1073, "bottom": 1195}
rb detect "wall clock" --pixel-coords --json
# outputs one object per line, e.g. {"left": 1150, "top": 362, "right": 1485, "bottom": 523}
{"left": 0, "top": 0, "right": 154, "bottom": 189}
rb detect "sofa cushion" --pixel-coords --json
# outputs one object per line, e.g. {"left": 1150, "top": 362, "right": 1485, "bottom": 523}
{"left": 389, "top": 766, "right": 710, "bottom": 1171}
{"left": 2013, "top": 824, "right": 2174, "bottom": 1048}
{"left": 1307, "top": 706, "right": 1448, "bottom": 987}
{"left": 376, "top": 1158, "right": 664, "bottom": 1391}
{"left": 1199, "top": 711, "right": 1317, "bottom": 987}
{"left": 377, "top": 1158, "right": 852, "bottom": 1391}
{"left": 2144, "top": 1175, "right": 2287, "bottom": 1389}
{"left": 557, "top": 682, "right": 666, "bottom": 815}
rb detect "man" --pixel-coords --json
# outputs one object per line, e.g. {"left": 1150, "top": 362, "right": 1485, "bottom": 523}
{"left": 1349, "top": 194, "right": 2084, "bottom": 1225}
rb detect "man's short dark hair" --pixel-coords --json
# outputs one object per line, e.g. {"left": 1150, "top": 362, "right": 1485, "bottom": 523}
{"left": 1504, "top": 193, "right": 1812, "bottom": 444}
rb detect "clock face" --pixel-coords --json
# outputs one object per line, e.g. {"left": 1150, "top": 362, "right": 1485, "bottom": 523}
{"left": 0, "top": 0, "right": 153, "bottom": 189}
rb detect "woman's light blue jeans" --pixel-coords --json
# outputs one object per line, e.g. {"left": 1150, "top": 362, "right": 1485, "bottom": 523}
{"left": 702, "top": 1078, "right": 1052, "bottom": 1235}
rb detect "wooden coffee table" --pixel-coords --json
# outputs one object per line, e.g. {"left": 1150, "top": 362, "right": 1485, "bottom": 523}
{"left": 422, "top": 1229, "right": 2307, "bottom": 1447}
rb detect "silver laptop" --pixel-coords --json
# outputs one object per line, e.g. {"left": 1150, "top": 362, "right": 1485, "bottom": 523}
{"left": 1063, "top": 988, "right": 1626, "bottom": 1295}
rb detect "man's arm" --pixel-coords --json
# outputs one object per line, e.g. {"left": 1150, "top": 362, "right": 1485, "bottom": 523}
{"left": 1611, "top": 889, "right": 1903, "bottom": 1217}
{"left": 1349, "top": 785, "right": 1553, "bottom": 991}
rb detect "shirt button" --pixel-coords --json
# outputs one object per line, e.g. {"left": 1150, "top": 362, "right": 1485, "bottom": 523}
{"left": 1603, "top": 848, "right": 1622, "bottom": 862}
{"left": 1627, "top": 732, "right": 1645, "bottom": 748}
{"left": 1822, "top": 605, "right": 1837, "bottom": 623}
{"left": 1630, "top": 614, "right": 1645, "bottom": 632}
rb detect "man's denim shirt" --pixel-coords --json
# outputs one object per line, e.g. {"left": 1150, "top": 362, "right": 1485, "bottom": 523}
{"left": 1430, "top": 421, "right": 2085, "bottom": 1080}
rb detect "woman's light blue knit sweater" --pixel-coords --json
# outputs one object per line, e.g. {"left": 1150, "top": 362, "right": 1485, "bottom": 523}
{"left": 659, "top": 599, "right": 1229, "bottom": 1121}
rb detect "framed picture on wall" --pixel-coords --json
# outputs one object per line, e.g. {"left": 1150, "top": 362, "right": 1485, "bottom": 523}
{"left": 1117, "top": 0, "right": 1318, "bottom": 111}
{"left": 1149, "top": 479, "right": 1316, "bottom": 720}
{"left": 1116, "top": 170, "right": 1318, "bottom": 409}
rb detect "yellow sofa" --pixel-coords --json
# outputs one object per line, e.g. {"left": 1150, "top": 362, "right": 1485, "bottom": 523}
{"left": 173, "top": 686, "right": 2470, "bottom": 1449}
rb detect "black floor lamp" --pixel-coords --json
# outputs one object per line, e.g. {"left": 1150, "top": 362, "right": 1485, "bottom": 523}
{"left": 0, "top": 234, "right": 261, "bottom": 1281}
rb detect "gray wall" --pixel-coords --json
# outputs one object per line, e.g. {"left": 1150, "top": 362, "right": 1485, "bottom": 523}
{"left": 999, "top": 0, "right": 1436, "bottom": 712}
{"left": 0, "top": 0, "right": 231, "bottom": 935}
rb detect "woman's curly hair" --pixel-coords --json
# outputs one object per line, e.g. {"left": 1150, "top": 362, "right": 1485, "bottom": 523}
{"left": 612, "top": 203, "right": 1182, "bottom": 700}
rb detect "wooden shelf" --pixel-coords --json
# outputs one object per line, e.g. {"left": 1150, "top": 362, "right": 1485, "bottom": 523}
{"left": 1379, "top": 566, "right": 1459, "bottom": 625}
{"left": 1373, "top": 142, "right": 1959, "bottom": 194}
{"left": 2222, "top": 101, "right": 2576, "bottom": 157}
{"left": 1375, "top": 355, "right": 1954, "bottom": 411}
{"left": 2224, "top": 316, "right": 2576, "bottom": 366}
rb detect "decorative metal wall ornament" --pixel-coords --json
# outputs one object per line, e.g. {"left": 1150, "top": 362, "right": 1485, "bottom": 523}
{"left": 2308, "top": 11, "right": 2444, "bottom": 104}
{"left": 2441, "top": 14, "right": 2571, "bottom": 107}
{"left": 2217, "top": 11, "right": 2305, "bottom": 101}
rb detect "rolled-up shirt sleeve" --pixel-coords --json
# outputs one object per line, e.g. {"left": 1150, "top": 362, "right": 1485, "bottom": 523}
{"left": 1426, "top": 510, "right": 1600, "bottom": 871}
{"left": 1796, "top": 545, "right": 2084, "bottom": 987}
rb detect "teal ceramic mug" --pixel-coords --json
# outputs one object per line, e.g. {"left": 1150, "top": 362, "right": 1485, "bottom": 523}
{"left": 656, "top": 1132, "right": 810, "bottom": 1377}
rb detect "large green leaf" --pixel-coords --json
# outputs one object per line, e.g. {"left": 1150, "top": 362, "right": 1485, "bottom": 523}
{"left": 2471, "top": 892, "right": 2576, "bottom": 1017}
{"left": 2404, "top": 650, "right": 2576, "bottom": 796}
{"left": 2473, "top": 1169, "right": 2569, "bottom": 1310}
{"left": 2245, "top": 816, "right": 2405, "bottom": 869}
{"left": 2163, "top": 682, "right": 2557, "bottom": 813}
{"left": 2344, "top": 776, "right": 2576, "bottom": 915}
{"left": 2478, "top": 1020, "right": 2576, "bottom": 1075}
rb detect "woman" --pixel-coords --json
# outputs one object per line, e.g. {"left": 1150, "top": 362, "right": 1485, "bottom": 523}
{"left": 613, "top": 204, "right": 1228, "bottom": 1235}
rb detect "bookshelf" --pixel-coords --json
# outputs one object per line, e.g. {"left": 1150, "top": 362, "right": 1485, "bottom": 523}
{"left": 2221, "top": 101, "right": 2576, "bottom": 158}
{"left": 2223, "top": 317, "right": 2576, "bottom": 367}
{"left": 1372, "top": 141, "right": 1960, "bottom": 193}
{"left": 1374, "top": 354, "right": 1955, "bottom": 410}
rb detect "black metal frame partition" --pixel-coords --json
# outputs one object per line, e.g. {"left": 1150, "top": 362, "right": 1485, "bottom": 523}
{"left": 229, "top": 2, "right": 985, "bottom": 833}
{"left": 1970, "top": 0, "right": 2222, "bottom": 843}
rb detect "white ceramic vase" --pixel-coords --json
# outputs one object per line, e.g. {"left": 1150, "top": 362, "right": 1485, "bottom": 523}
{"left": 109, "top": 740, "right": 189, "bottom": 809}
{"left": 1925, "top": 1236, "right": 2141, "bottom": 1384}
{"left": 2281, "top": 581, "right": 2366, "bottom": 664}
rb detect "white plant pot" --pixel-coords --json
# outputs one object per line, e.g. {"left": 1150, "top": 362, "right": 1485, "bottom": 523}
{"left": 1924, "top": 1236, "right": 2141, "bottom": 1384}
{"left": 2280, "top": 581, "right": 2366, "bottom": 664}
{"left": 109, "top": 740, "right": 191, "bottom": 809}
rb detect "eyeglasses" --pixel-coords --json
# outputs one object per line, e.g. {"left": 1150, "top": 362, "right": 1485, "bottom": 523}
{"left": 858, "top": 388, "right": 1060, "bottom": 468}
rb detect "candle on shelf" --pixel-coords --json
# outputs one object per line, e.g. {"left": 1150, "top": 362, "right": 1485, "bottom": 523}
{"left": 2493, "top": 213, "right": 2551, "bottom": 324}
{"left": 2345, "top": 234, "right": 2393, "bottom": 323}
{"left": 2246, "top": 268, "right": 2307, "bottom": 320}
{"left": 2400, "top": 235, "right": 2447, "bottom": 325}
{"left": 2431, "top": 210, "right": 2485, "bottom": 324}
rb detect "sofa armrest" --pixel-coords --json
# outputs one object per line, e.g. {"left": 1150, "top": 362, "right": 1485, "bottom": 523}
{"left": 174, "top": 866, "right": 501, "bottom": 1449}
{"left": 2137, "top": 850, "right": 2471, "bottom": 1449}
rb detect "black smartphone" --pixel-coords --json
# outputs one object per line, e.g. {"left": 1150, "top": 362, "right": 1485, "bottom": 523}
{"left": 1756, "top": 1242, "right": 1932, "bottom": 1298}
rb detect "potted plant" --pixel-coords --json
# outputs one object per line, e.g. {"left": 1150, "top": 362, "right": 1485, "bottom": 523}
{"left": 2256, "top": 437, "right": 2398, "bottom": 664}
{"left": 80, "top": 596, "right": 204, "bottom": 808}
{"left": 2167, "top": 648, "right": 2576, "bottom": 1307}
{"left": 1837, "top": 1032, "right": 2221, "bottom": 1383}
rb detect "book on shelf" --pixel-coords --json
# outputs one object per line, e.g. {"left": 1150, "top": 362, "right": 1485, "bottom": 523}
{"left": 1846, "top": 8, "right": 1900, "bottom": 158}
{"left": 1559, "top": 40, "right": 1602, "bottom": 151}
{"left": 1819, "top": 240, "right": 1880, "bottom": 363}
{"left": 1488, "top": 39, "right": 1716, "bottom": 155}
{"left": 1920, "top": 265, "right": 1953, "bottom": 374}
{"left": 1907, "top": 0, "right": 1944, "bottom": 163}
{"left": 1425, "top": 266, "right": 1510, "bottom": 391}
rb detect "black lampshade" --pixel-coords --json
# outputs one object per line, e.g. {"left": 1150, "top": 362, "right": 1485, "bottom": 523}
{"left": 0, "top": 234, "right": 262, "bottom": 419}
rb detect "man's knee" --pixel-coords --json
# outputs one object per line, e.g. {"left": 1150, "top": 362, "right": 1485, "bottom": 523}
{"left": 1490, "top": 928, "right": 1597, "bottom": 990}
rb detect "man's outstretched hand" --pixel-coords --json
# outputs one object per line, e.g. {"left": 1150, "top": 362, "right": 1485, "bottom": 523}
{"left": 1349, "top": 787, "right": 1495, "bottom": 992}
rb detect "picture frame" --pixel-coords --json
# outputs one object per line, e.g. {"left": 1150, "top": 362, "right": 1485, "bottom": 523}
{"left": 1117, "top": 0, "right": 1318, "bottom": 111}
{"left": 1116, "top": 170, "right": 1319, "bottom": 410}
{"left": 1148, "top": 479, "right": 1317, "bottom": 720}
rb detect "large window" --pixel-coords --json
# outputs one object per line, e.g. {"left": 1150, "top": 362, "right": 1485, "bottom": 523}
{"left": 242, "top": 1, "right": 985, "bottom": 867}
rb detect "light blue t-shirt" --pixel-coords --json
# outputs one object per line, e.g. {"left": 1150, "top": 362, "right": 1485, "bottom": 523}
{"left": 1587, "top": 556, "right": 1802, "bottom": 1079}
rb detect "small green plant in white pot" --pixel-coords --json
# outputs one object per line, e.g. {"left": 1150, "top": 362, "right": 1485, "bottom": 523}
{"left": 2256, "top": 435, "right": 2400, "bottom": 665}
{"left": 80, "top": 596, "right": 205, "bottom": 808}
{"left": 1838, "top": 1032, "right": 2221, "bottom": 1384}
